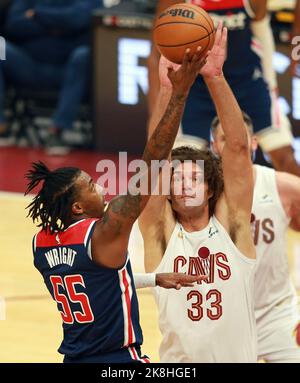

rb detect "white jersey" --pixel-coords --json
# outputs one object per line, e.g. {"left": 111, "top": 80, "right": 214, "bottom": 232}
{"left": 252, "top": 165, "right": 299, "bottom": 326}
{"left": 153, "top": 216, "right": 257, "bottom": 363}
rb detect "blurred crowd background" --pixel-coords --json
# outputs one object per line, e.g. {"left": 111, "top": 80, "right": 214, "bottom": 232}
{"left": 0, "top": 0, "right": 298, "bottom": 163}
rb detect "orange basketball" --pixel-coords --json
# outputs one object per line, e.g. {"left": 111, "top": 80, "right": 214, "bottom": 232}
{"left": 153, "top": 3, "right": 215, "bottom": 64}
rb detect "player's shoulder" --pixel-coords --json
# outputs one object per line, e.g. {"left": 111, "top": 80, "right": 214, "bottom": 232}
{"left": 34, "top": 218, "right": 99, "bottom": 248}
{"left": 275, "top": 170, "right": 300, "bottom": 195}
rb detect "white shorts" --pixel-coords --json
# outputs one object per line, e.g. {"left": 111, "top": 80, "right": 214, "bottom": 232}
{"left": 257, "top": 306, "right": 300, "bottom": 363}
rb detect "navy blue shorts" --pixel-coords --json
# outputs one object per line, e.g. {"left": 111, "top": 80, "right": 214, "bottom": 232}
{"left": 63, "top": 346, "right": 150, "bottom": 363}
{"left": 182, "top": 75, "right": 272, "bottom": 142}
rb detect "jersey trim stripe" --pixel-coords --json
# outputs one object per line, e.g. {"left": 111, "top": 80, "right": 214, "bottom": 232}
{"left": 33, "top": 233, "right": 37, "bottom": 253}
{"left": 118, "top": 266, "right": 136, "bottom": 347}
{"left": 65, "top": 219, "right": 85, "bottom": 230}
{"left": 128, "top": 346, "right": 151, "bottom": 363}
{"left": 84, "top": 220, "right": 98, "bottom": 260}
{"left": 84, "top": 220, "right": 97, "bottom": 247}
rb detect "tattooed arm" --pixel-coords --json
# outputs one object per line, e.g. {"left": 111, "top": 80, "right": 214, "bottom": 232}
{"left": 91, "top": 50, "right": 206, "bottom": 268}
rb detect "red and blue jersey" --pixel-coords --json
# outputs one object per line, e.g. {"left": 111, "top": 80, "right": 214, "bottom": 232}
{"left": 187, "top": 0, "right": 263, "bottom": 80}
{"left": 33, "top": 218, "right": 143, "bottom": 360}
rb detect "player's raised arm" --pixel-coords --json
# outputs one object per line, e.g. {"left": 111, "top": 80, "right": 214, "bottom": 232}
{"left": 139, "top": 57, "right": 180, "bottom": 271}
{"left": 200, "top": 22, "right": 255, "bottom": 258}
{"left": 92, "top": 49, "right": 206, "bottom": 268}
{"left": 147, "top": 0, "right": 182, "bottom": 115}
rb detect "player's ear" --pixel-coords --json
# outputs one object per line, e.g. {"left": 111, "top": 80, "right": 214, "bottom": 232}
{"left": 72, "top": 201, "right": 84, "bottom": 216}
{"left": 211, "top": 140, "right": 219, "bottom": 156}
{"left": 207, "top": 188, "right": 213, "bottom": 199}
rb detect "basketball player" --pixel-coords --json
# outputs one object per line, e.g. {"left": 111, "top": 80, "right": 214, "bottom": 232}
{"left": 210, "top": 113, "right": 300, "bottom": 363}
{"left": 148, "top": 0, "right": 300, "bottom": 177}
{"left": 140, "top": 23, "right": 258, "bottom": 362}
{"left": 24, "top": 47, "right": 206, "bottom": 363}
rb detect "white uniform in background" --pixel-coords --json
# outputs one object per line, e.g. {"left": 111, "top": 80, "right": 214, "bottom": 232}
{"left": 153, "top": 216, "right": 257, "bottom": 363}
{"left": 252, "top": 165, "right": 300, "bottom": 362}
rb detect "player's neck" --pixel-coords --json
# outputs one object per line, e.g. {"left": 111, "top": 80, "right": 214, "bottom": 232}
{"left": 68, "top": 214, "right": 90, "bottom": 227}
{"left": 177, "top": 208, "right": 209, "bottom": 233}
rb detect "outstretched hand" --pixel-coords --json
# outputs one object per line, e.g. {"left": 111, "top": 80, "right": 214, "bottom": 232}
{"left": 156, "top": 272, "right": 208, "bottom": 290}
{"left": 159, "top": 48, "right": 207, "bottom": 96}
{"left": 159, "top": 56, "right": 180, "bottom": 89}
{"left": 199, "top": 21, "right": 228, "bottom": 79}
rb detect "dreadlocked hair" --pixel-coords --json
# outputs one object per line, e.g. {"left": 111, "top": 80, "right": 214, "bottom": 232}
{"left": 25, "top": 161, "right": 81, "bottom": 234}
{"left": 171, "top": 146, "right": 224, "bottom": 217}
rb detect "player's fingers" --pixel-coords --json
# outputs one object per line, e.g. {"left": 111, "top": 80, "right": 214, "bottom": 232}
{"left": 191, "top": 46, "right": 202, "bottom": 64}
{"left": 182, "top": 48, "right": 191, "bottom": 67}
{"left": 176, "top": 283, "right": 182, "bottom": 290}
{"left": 220, "top": 26, "right": 228, "bottom": 50}
{"left": 179, "top": 274, "right": 208, "bottom": 282}
{"left": 197, "top": 55, "right": 208, "bottom": 71}
{"left": 167, "top": 66, "right": 174, "bottom": 80}
{"left": 214, "top": 20, "right": 223, "bottom": 46}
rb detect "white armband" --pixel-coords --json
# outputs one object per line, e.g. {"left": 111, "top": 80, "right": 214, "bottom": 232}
{"left": 133, "top": 273, "right": 156, "bottom": 289}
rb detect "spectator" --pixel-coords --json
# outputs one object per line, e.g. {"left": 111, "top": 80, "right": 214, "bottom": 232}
{"left": 0, "top": 0, "right": 102, "bottom": 154}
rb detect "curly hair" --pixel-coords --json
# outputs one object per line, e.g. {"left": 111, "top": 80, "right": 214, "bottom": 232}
{"left": 171, "top": 146, "right": 224, "bottom": 216}
{"left": 25, "top": 161, "right": 81, "bottom": 233}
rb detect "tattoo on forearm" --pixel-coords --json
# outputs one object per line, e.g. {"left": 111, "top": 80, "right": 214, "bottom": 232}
{"left": 143, "top": 93, "right": 186, "bottom": 164}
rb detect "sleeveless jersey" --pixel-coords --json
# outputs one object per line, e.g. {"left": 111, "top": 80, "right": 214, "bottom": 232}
{"left": 186, "top": 0, "right": 262, "bottom": 80}
{"left": 33, "top": 218, "right": 143, "bottom": 359}
{"left": 252, "top": 165, "right": 298, "bottom": 324}
{"left": 153, "top": 216, "right": 257, "bottom": 362}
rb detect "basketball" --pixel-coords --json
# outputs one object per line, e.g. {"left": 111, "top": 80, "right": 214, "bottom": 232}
{"left": 153, "top": 3, "right": 215, "bottom": 64}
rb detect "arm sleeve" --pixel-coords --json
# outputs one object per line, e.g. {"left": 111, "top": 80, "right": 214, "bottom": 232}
{"left": 133, "top": 273, "right": 156, "bottom": 289}
{"left": 250, "top": 15, "right": 278, "bottom": 90}
{"left": 4, "top": 0, "right": 46, "bottom": 39}
{"left": 34, "top": 0, "right": 101, "bottom": 32}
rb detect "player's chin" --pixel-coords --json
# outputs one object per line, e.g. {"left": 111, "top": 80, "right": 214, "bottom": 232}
{"left": 182, "top": 196, "right": 204, "bottom": 208}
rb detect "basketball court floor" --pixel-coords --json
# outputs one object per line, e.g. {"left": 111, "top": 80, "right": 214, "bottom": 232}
{"left": 0, "top": 146, "right": 299, "bottom": 362}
